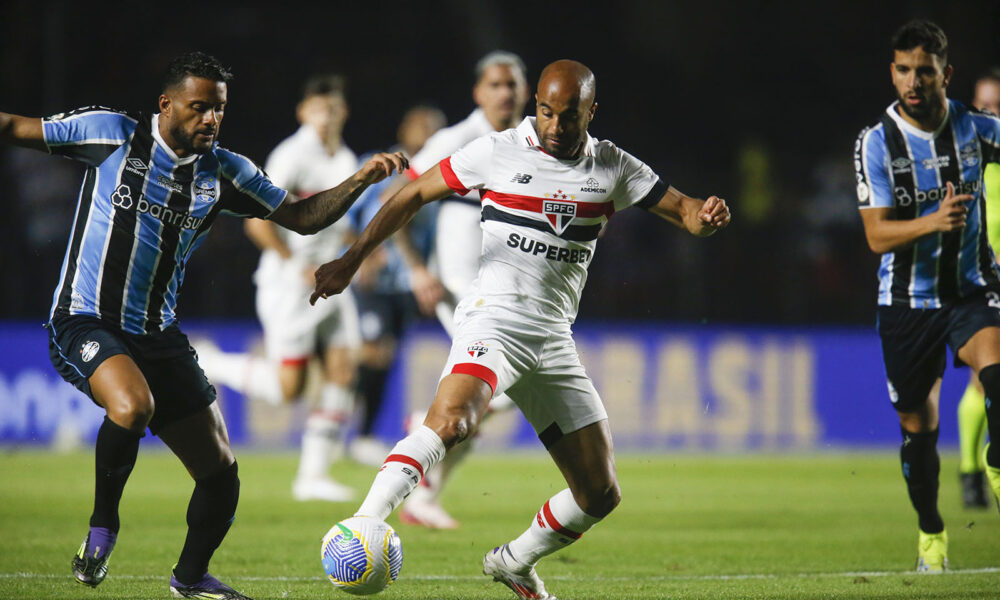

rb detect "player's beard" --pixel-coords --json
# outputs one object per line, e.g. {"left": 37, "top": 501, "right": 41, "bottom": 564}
{"left": 897, "top": 91, "right": 943, "bottom": 122}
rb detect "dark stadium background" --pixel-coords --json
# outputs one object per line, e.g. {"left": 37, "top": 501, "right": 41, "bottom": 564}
{"left": 2, "top": 0, "right": 999, "bottom": 325}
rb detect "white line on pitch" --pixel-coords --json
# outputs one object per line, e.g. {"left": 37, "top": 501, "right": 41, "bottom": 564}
{"left": 2, "top": 567, "right": 999, "bottom": 583}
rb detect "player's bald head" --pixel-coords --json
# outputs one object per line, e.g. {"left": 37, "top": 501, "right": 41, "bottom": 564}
{"left": 536, "top": 60, "right": 596, "bottom": 107}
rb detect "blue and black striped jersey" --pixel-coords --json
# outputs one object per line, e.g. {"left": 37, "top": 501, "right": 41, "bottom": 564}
{"left": 855, "top": 99, "right": 1000, "bottom": 308}
{"left": 43, "top": 106, "right": 287, "bottom": 333}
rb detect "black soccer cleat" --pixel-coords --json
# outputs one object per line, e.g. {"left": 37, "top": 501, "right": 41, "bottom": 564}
{"left": 169, "top": 570, "right": 253, "bottom": 600}
{"left": 72, "top": 530, "right": 115, "bottom": 587}
{"left": 960, "top": 471, "right": 990, "bottom": 509}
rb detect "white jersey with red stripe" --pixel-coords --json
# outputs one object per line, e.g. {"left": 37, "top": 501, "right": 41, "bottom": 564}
{"left": 439, "top": 116, "right": 666, "bottom": 324}
{"left": 409, "top": 108, "right": 494, "bottom": 182}
{"left": 256, "top": 126, "right": 358, "bottom": 284}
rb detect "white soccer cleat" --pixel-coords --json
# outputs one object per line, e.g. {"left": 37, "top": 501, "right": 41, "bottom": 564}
{"left": 482, "top": 544, "right": 555, "bottom": 599}
{"left": 400, "top": 487, "right": 459, "bottom": 529}
{"left": 292, "top": 477, "right": 355, "bottom": 502}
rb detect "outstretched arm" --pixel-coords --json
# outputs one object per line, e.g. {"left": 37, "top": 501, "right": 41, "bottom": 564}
{"left": 0, "top": 112, "right": 46, "bottom": 151}
{"left": 648, "top": 185, "right": 730, "bottom": 236}
{"left": 267, "top": 152, "right": 408, "bottom": 235}
{"left": 311, "top": 164, "right": 454, "bottom": 304}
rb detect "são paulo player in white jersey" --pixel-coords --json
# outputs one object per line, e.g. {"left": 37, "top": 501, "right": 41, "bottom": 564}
{"left": 197, "top": 75, "right": 362, "bottom": 503}
{"left": 310, "top": 60, "right": 730, "bottom": 599}
{"left": 396, "top": 51, "right": 530, "bottom": 529}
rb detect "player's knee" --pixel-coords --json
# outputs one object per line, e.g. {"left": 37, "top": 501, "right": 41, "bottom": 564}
{"left": 578, "top": 481, "right": 621, "bottom": 518}
{"left": 106, "top": 392, "right": 154, "bottom": 432}
{"left": 430, "top": 415, "right": 476, "bottom": 450}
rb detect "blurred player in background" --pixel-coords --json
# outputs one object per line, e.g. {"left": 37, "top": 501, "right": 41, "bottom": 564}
{"left": 0, "top": 52, "right": 406, "bottom": 599}
{"left": 347, "top": 105, "right": 447, "bottom": 466}
{"left": 396, "top": 50, "right": 530, "bottom": 529}
{"left": 955, "top": 68, "right": 1000, "bottom": 508}
{"left": 196, "top": 75, "right": 363, "bottom": 502}
{"left": 311, "top": 59, "right": 730, "bottom": 599}
{"left": 855, "top": 21, "right": 1000, "bottom": 572}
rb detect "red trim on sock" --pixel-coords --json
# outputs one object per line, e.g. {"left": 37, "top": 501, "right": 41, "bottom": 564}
{"left": 542, "top": 500, "right": 582, "bottom": 539}
{"left": 451, "top": 363, "right": 497, "bottom": 394}
{"left": 384, "top": 454, "right": 424, "bottom": 478}
{"left": 280, "top": 356, "right": 309, "bottom": 367}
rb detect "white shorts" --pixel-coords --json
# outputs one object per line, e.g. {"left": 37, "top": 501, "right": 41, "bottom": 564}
{"left": 439, "top": 307, "right": 607, "bottom": 444}
{"left": 256, "top": 281, "right": 361, "bottom": 363}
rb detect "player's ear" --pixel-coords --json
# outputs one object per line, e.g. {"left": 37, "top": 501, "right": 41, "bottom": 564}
{"left": 589, "top": 102, "right": 598, "bottom": 121}
{"left": 158, "top": 94, "right": 171, "bottom": 115}
{"left": 942, "top": 64, "right": 954, "bottom": 87}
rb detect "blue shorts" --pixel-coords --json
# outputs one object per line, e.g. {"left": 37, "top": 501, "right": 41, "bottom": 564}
{"left": 877, "top": 288, "right": 1000, "bottom": 411}
{"left": 47, "top": 313, "right": 216, "bottom": 435}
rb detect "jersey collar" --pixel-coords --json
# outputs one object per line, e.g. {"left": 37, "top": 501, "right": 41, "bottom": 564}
{"left": 518, "top": 117, "right": 595, "bottom": 158}
{"left": 151, "top": 113, "right": 201, "bottom": 165}
{"left": 885, "top": 99, "right": 952, "bottom": 141}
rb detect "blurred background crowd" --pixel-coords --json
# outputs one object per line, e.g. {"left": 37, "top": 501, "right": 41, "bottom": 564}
{"left": 2, "top": 0, "right": 999, "bottom": 326}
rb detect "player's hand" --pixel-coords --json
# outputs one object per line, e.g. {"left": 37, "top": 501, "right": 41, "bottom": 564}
{"left": 697, "top": 196, "right": 731, "bottom": 232}
{"left": 357, "top": 152, "right": 409, "bottom": 186}
{"left": 310, "top": 257, "right": 359, "bottom": 305}
{"left": 410, "top": 265, "right": 445, "bottom": 316}
{"left": 931, "top": 182, "right": 972, "bottom": 232}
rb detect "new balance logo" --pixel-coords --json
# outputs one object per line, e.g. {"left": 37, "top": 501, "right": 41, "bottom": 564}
{"left": 510, "top": 173, "right": 533, "bottom": 184}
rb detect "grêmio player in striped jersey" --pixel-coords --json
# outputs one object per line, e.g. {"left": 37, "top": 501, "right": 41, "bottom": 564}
{"left": 854, "top": 20, "right": 1000, "bottom": 573}
{"left": 0, "top": 52, "right": 407, "bottom": 600}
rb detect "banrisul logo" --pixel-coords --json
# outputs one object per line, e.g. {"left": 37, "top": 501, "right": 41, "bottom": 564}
{"left": 110, "top": 184, "right": 205, "bottom": 230}
{"left": 543, "top": 200, "right": 576, "bottom": 235}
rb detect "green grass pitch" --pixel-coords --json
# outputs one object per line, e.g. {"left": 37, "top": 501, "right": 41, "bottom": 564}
{"left": 0, "top": 450, "right": 997, "bottom": 599}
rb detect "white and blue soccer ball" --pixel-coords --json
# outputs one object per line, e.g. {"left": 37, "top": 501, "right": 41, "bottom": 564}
{"left": 321, "top": 516, "right": 403, "bottom": 595}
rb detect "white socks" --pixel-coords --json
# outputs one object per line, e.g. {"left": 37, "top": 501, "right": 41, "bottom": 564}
{"left": 356, "top": 425, "right": 446, "bottom": 520}
{"left": 507, "top": 488, "right": 602, "bottom": 566}
{"left": 296, "top": 384, "right": 353, "bottom": 482}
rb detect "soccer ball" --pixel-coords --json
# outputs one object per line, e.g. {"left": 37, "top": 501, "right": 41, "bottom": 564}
{"left": 321, "top": 516, "right": 403, "bottom": 595}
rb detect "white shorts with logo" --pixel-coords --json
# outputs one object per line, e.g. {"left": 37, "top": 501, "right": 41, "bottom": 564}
{"left": 255, "top": 281, "right": 361, "bottom": 363}
{"left": 439, "top": 305, "right": 607, "bottom": 444}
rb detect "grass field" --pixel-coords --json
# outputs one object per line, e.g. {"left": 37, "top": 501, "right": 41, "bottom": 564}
{"left": 0, "top": 449, "right": 998, "bottom": 599}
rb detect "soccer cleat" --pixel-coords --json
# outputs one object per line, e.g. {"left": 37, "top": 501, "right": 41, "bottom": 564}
{"left": 400, "top": 488, "right": 459, "bottom": 529}
{"left": 169, "top": 571, "right": 253, "bottom": 600}
{"left": 291, "top": 477, "right": 355, "bottom": 502}
{"left": 72, "top": 527, "right": 116, "bottom": 587}
{"left": 483, "top": 544, "right": 555, "bottom": 599}
{"left": 915, "top": 529, "right": 948, "bottom": 573}
{"left": 960, "top": 471, "right": 990, "bottom": 508}
{"left": 985, "top": 443, "right": 1000, "bottom": 515}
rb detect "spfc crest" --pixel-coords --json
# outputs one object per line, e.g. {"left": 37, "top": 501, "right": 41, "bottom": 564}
{"left": 542, "top": 200, "right": 576, "bottom": 235}
{"left": 467, "top": 340, "right": 489, "bottom": 358}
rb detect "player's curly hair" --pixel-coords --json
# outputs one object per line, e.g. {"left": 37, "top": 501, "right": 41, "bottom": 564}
{"left": 162, "top": 51, "right": 233, "bottom": 91}
{"left": 892, "top": 20, "right": 948, "bottom": 61}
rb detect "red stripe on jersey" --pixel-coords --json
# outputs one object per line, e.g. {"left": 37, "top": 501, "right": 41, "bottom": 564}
{"left": 542, "top": 500, "right": 582, "bottom": 539}
{"left": 451, "top": 362, "right": 498, "bottom": 394}
{"left": 438, "top": 157, "right": 470, "bottom": 195}
{"left": 280, "top": 357, "right": 309, "bottom": 367}
{"left": 383, "top": 453, "right": 424, "bottom": 478}
{"left": 483, "top": 190, "right": 615, "bottom": 219}
{"left": 404, "top": 166, "right": 420, "bottom": 181}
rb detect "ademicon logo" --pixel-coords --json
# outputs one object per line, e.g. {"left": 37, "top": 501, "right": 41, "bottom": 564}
{"left": 110, "top": 184, "right": 205, "bottom": 230}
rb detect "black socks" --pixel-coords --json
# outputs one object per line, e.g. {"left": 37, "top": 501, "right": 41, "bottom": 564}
{"left": 90, "top": 416, "right": 142, "bottom": 531}
{"left": 900, "top": 427, "right": 943, "bottom": 534}
{"left": 173, "top": 461, "right": 240, "bottom": 584}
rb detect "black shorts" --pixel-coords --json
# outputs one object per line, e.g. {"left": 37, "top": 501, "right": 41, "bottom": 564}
{"left": 877, "top": 288, "right": 1000, "bottom": 411}
{"left": 354, "top": 290, "right": 420, "bottom": 342}
{"left": 47, "top": 313, "right": 216, "bottom": 435}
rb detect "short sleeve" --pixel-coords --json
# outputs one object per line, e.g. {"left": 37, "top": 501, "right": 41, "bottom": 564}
{"left": 409, "top": 127, "right": 459, "bottom": 177}
{"left": 611, "top": 146, "right": 666, "bottom": 212}
{"left": 855, "top": 127, "right": 893, "bottom": 209}
{"left": 216, "top": 148, "right": 288, "bottom": 218}
{"left": 974, "top": 113, "right": 1000, "bottom": 165}
{"left": 439, "top": 134, "right": 495, "bottom": 195}
{"left": 42, "top": 106, "right": 137, "bottom": 166}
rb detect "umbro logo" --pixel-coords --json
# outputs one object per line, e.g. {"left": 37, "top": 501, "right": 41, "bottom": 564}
{"left": 890, "top": 157, "right": 912, "bottom": 175}
{"left": 125, "top": 158, "right": 148, "bottom": 177}
{"left": 510, "top": 173, "right": 533, "bottom": 184}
